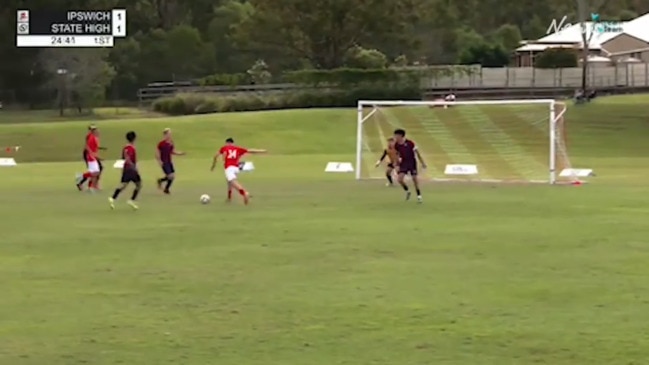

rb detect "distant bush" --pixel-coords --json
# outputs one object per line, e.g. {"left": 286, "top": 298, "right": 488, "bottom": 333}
{"left": 535, "top": 48, "right": 578, "bottom": 69}
{"left": 152, "top": 86, "right": 421, "bottom": 115}
{"left": 199, "top": 73, "right": 250, "bottom": 86}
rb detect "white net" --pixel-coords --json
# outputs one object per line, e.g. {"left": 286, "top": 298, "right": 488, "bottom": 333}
{"left": 357, "top": 100, "right": 570, "bottom": 183}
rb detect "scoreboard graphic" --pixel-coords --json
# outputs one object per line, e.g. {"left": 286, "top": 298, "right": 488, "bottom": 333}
{"left": 16, "top": 9, "right": 126, "bottom": 47}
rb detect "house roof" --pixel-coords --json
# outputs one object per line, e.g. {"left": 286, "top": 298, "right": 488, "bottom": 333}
{"left": 618, "top": 12, "right": 649, "bottom": 42}
{"left": 535, "top": 22, "right": 623, "bottom": 46}
{"left": 516, "top": 43, "right": 580, "bottom": 52}
{"left": 516, "top": 12, "right": 649, "bottom": 53}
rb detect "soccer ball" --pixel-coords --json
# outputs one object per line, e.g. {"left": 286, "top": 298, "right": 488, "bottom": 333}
{"left": 200, "top": 194, "right": 211, "bottom": 204}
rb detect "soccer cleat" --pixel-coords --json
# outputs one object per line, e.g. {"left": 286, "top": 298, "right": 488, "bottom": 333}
{"left": 243, "top": 193, "right": 250, "bottom": 205}
{"left": 157, "top": 179, "right": 163, "bottom": 190}
{"left": 163, "top": 189, "right": 170, "bottom": 195}
{"left": 108, "top": 197, "right": 115, "bottom": 209}
{"left": 385, "top": 182, "right": 392, "bottom": 187}
{"left": 127, "top": 200, "right": 139, "bottom": 210}
{"left": 405, "top": 191, "right": 411, "bottom": 201}
{"left": 417, "top": 195, "right": 423, "bottom": 203}
{"left": 75, "top": 174, "right": 83, "bottom": 191}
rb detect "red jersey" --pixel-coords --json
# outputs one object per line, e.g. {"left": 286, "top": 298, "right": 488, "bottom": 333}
{"left": 122, "top": 144, "right": 137, "bottom": 170}
{"left": 86, "top": 134, "right": 99, "bottom": 162}
{"left": 219, "top": 145, "right": 247, "bottom": 168}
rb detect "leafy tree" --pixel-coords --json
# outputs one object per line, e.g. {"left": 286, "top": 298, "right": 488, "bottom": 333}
{"left": 247, "top": 60, "right": 272, "bottom": 84}
{"left": 458, "top": 42, "right": 509, "bottom": 67}
{"left": 208, "top": 0, "right": 255, "bottom": 72}
{"left": 492, "top": 24, "right": 523, "bottom": 51}
{"left": 39, "top": 49, "right": 116, "bottom": 113}
{"left": 236, "top": 0, "right": 423, "bottom": 69}
{"left": 344, "top": 46, "right": 388, "bottom": 69}
{"left": 616, "top": 9, "right": 637, "bottom": 21}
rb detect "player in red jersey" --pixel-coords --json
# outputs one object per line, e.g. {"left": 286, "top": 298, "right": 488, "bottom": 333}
{"left": 393, "top": 128, "right": 426, "bottom": 203}
{"left": 76, "top": 125, "right": 103, "bottom": 191}
{"left": 156, "top": 128, "right": 185, "bottom": 194}
{"left": 109, "top": 131, "right": 141, "bottom": 210}
{"left": 210, "top": 137, "right": 266, "bottom": 204}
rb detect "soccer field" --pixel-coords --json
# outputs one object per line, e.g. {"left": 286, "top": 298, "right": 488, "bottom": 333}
{"left": 1, "top": 98, "right": 649, "bottom": 364}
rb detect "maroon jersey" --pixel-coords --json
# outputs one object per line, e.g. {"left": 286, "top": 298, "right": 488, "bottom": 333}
{"left": 157, "top": 140, "right": 174, "bottom": 164}
{"left": 395, "top": 139, "right": 417, "bottom": 166}
{"left": 122, "top": 144, "right": 137, "bottom": 170}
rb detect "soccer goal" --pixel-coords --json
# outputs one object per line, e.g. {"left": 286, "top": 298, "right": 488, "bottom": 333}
{"left": 356, "top": 99, "right": 572, "bottom": 184}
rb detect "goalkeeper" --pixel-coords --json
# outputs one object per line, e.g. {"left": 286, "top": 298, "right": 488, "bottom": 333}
{"left": 375, "top": 137, "right": 399, "bottom": 186}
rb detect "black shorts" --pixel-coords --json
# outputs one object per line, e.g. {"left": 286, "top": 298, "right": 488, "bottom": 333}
{"left": 398, "top": 165, "right": 418, "bottom": 176}
{"left": 162, "top": 162, "right": 174, "bottom": 175}
{"left": 387, "top": 163, "right": 395, "bottom": 169}
{"left": 121, "top": 169, "right": 141, "bottom": 183}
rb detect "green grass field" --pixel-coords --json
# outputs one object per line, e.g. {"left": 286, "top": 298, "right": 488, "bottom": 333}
{"left": 1, "top": 96, "right": 649, "bottom": 364}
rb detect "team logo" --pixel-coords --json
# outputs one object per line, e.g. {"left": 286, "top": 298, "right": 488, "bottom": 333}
{"left": 17, "top": 10, "right": 28, "bottom": 22}
{"left": 17, "top": 23, "right": 29, "bottom": 35}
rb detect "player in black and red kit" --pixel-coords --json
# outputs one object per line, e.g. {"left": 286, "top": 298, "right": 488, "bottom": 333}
{"left": 156, "top": 128, "right": 185, "bottom": 194}
{"left": 109, "top": 131, "right": 141, "bottom": 210}
{"left": 393, "top": 129, "right": 426, "bottom": 202}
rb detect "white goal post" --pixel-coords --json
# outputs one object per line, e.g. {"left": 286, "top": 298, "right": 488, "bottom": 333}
{"left": 356, "top": 99, "right": 570, "bottom": 184}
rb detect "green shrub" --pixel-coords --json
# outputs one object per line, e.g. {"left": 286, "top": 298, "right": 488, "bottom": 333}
{"left": 151, "top": 86, "right": 421, "bottom": 115}
{"left": 535, "top": 48, "right": 578, "bottom": 68}
{"left": 199, "top": 73, "right": 250, "bottom": 86}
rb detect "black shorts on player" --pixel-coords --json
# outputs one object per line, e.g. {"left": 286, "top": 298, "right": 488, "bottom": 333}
{"left": 162, "top": 162, "right": 175, "bottom": 175}
{"left": 399, "top": 165, "right": 417, "bottom": 176}
{"left": 121, "top": 169, "right": 141, "bottom": 184}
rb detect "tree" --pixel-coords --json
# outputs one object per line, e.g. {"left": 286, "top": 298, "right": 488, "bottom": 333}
{"left": 344, "top": 46, "right": 388, "bottom": 69}
{"left": 492, "top": 24, "right": 523, "bottom": 51}
{"left": 39, "top": 49, "right": 115, "bottom": 114}
{"left": 236, "top": 0, "right": 423, "bottom": 69}
{"left": 575, "top": 0, "right": 612, "bottom": 91}
{"left": 207, "top": 0, "right": 255, "bottom": 72}
{"left": 458, "top": 42, "right": 510, "bottom": 67}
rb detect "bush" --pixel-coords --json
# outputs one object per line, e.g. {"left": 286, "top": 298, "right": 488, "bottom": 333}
{"left": 344, "top": 46, "right": 388, "bottom": 69}
{"left": 151, "top": 86, "right": 421, "bottom": 115}
{"left": 535, "top": 48, "right": 578, "bottom": 68}
{"left": 199, "top": 73, "right": 250, "bottom": 86}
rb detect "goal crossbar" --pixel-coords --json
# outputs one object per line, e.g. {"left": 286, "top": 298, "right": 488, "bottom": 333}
{"left": 356, "top": 99, "right": 567, "bottom": 184}
{"left": 359, "top": 99, "right": 556, "bottom": 107}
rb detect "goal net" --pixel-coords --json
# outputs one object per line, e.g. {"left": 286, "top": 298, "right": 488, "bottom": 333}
{"left": 356, "top": 99, "right": 571, "bottom": 184}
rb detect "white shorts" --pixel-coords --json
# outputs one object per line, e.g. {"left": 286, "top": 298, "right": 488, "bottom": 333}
{"left": 224, "top": 166, "right": 239, "bottom": 182}
{"left": 87, "top": 160, "right": 100, "bottom": 173}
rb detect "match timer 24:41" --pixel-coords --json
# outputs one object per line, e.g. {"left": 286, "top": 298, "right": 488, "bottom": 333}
{"left": 16, "top": 9, "right": 126, "bottom": 48}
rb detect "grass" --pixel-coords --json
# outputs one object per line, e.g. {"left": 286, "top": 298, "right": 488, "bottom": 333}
{"left": 1, "top": 96, "right": 649, "bottom": 364}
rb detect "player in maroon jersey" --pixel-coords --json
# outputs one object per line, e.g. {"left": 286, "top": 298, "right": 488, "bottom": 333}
{"left": 156, "top": 128, "right": 185, "bottom": 194}
{"left": 393, "top": 129, "right": 426, "bottom": 202}
{"left": 109, "top": 131, "right": 141, "bottom": 210}
{"left": 210, "top": 137, "right": 266, "bottom": 204}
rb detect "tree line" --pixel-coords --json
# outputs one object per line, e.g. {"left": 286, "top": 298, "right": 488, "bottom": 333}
{"left": 1, "top": 0, "right": 647, "bottom": 108}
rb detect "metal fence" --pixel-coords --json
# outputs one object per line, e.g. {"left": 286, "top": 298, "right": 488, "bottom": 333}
{"left": 136, "top": 64, "right": 649, "bottom": 103}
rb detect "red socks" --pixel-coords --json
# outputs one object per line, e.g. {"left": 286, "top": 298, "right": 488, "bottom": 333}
{"left": 82, "top": 172, "right": 92, "bottom": 179}
{"left": 227, "top": 189, "right": 232, "bottom": 199}
{"left": 238, "top": 188, "right": 246, "bottom": 196}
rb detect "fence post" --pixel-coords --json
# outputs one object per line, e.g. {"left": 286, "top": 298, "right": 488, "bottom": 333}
{"left": 532, "top": 67, "right": 536, "bottom": 87}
